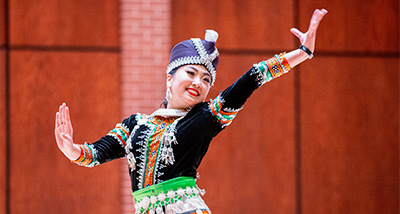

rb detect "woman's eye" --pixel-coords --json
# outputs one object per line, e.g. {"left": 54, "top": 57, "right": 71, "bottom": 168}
{"left": 186, "top": 71, "right": 195, "bottom": 76}
{"left": 203, "top": 78, "right": 210, "bottom": 83}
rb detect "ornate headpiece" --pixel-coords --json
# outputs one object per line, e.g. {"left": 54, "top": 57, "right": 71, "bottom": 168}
{"left": 166, "top": 30, "right": 219, "bottom": 85}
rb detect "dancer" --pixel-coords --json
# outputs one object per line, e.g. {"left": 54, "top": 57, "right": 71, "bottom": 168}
{"left": 55, "top": 9, "right": 327, "bottom": 214}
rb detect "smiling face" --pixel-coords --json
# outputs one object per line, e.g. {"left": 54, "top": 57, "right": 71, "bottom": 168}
{"left": 166, "top": 64, "right": 212, "bottom": 110}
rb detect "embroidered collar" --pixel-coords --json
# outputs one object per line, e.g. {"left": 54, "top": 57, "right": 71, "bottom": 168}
{"left": 151, "top": 108, "right": 189, "bottom": 117}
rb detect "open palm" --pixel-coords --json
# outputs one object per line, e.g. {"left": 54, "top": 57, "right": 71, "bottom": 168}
{"left": 55, "top": 103, "right": 79, "bottom": 160}
{"left": 290, "top": 9, "right": 328, "bottom": 53}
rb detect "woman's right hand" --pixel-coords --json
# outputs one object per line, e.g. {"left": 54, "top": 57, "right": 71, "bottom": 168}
{"left": 55, "top": 103, "right": 80, "bottom": 161}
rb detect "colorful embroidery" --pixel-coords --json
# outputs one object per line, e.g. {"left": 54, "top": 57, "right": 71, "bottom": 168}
{"left": 259, "top": 61, "right": 273, "bottom": 81}
{"left": 135, "top": 116, "right": 154, "bottom": 189}
{"left": 252, "top": 53, "right": 292, "bottom": 86}
{"left": 143, "top": 117, "right": 175, "bottom": 188}
{"left": 124, "top": 113, "right": 186, "bottom": 190}
{"left": 72, "top": 143, "right": 99, "bottom": 167}
{"left": 209, "top": 95, "right": 240, "bottom": 127}
{"left": 276, "top": 53, "right": 291, "bottom": 73}
{"left": 125, "top": 114, "right": 143, "bottom": 171}
{"left": 132, "top": 114, "right": 184, "bottom": 189}
{"left": 265, "top": 57, "right": 285, "bottom": 78}
{"left": 107, "top": 123, "right": 130, "bottom": 147}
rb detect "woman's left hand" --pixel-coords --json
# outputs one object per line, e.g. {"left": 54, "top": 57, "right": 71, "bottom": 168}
{"left": 290, "top": 9, "right": 328, "bottom": 53}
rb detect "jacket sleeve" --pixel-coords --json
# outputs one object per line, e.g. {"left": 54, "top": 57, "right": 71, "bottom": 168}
{"left": 72, "top": 114, "right": 138, "bottom": 167}
{"left": 209, "top": 53, "right": 291, "bottom": 127}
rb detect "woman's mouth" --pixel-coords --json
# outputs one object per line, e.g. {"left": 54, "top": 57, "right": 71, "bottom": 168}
{"left": 187, "top": 88, "right": 200, "bottom": 97}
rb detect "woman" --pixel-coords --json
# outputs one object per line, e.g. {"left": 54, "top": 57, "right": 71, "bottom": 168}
{"left": 55, "top": 9, "right": 327, "bottom": 214}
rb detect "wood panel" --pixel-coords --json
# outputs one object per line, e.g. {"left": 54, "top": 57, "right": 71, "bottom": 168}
{"left": 299, "top": 57, "right": 399, "bottom": 214}
{"left": 0, "top": 49, "right": 7, "bottom": 214}
{"left": 298, "top": 0, "right": 399, "bottom": 52}
{"left": 172, "top": 0, "right": 294, "bottom": 51}
{"left": 0, "top": 0, "right": 6, "bottom": 46}
{"left": 9, "top": 0, "right": 120, "bottom": 47}
{"left": 8, "top": 51, "right": 122, "bottom": 214}
{"left": 198, "top": 55, "right": 296, "bottom": 213}
{"left": 1, "top": 2, "right": 8, "bottom": 213}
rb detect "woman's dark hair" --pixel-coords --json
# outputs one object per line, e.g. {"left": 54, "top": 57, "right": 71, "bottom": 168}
{"left": 160, "top": 68, "right": 178, "bottom": 108}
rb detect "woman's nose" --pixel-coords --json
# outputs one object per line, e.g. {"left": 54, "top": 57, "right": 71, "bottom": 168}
{"left": 192, "top": 76, "right": 201, "bottom": 86}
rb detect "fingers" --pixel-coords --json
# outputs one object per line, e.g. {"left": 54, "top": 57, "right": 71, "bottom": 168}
{"left": 55, "top": 112, "right": 60, "bottom": 128}
{"left": 309, "top": 9, "right": 328, "bottom": 32}
{"left": 55, "top": 103, "right": 71, "bottom": 137}
{"left": 58, "top": 103, "right": 64, "bottom": 125}
{"left": 290, "top": 28, "right": 303, "bottom": 40}
{"left": 65, "top": 105, "right": 71, "bottom": 124}
{"left": 57, "top": 103, "right": 70, "bottom": 126}
{"left": 315, "top": 9, "right": 328, "bottom": 24}
{"left": 312, "top": 9, "right": 328, "bottom": 22}
{"left": 61, "top": 103, "right": 67, "bottom": 124}
{"left": 55, "top": 108, "right": 63, "bottom": 142}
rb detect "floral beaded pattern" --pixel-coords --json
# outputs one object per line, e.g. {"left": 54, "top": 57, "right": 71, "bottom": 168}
{"left": 134, "top": 186, "right": 203, "bottom": 213}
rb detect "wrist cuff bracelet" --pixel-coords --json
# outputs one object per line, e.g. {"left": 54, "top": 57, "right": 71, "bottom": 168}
{"left": 299, "top": 45, "right": 314, "bottom": 59}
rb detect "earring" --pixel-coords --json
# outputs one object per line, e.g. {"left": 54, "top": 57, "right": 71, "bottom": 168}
{"left": 166, "top": 87, "right": 172, "bottom": 100}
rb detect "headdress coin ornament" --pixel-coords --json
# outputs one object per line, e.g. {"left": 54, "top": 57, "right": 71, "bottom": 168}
{"left": 166, "top": 30, "right": 219, "bottom": 85}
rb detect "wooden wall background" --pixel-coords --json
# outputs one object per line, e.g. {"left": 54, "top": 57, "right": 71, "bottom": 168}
{"left": 0, "top": 0, "right": 122, "bottom": 213}
{"left": 1, "top": 0, "right": 399, "bottom": 214}
{"left": 172, "top": 0, "right": 399, "bottom": 214}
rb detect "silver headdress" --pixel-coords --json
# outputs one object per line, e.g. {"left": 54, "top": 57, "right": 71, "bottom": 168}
{"left": 166, "top": 30, "right": 219, "bottom": 85}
